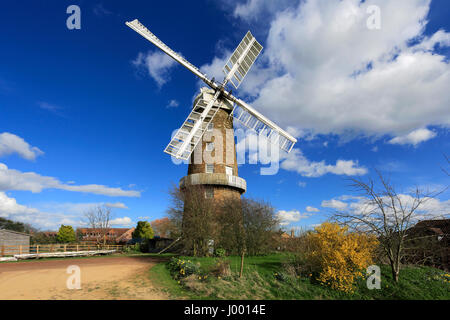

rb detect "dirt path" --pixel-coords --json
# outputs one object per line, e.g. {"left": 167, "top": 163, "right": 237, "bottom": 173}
{"left": 0, "top": 256, "right": 169, "bottom": 300}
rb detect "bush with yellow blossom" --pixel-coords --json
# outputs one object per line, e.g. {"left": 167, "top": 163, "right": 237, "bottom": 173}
{"left": 306, "top": 222, "right": 378, "bottom": 293}
{"left": 168, "top": 257, "right": 200, "bottom": 279}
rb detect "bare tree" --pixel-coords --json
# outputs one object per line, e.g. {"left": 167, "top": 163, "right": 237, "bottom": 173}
{"left": 167, "top": 185, "right": 216, "bottom": 256}
{"left": 332, "top": 170, "right": 445, "bottom": 282}
{"left": 84, "top": 205, "right": 112, "bottom": 245}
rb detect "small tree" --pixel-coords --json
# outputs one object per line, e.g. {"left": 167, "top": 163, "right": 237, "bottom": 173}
{"left": 132, "top": 221, "right": 154, "bottom": 240}
{"left": 167, "top": 185, "right": 216, "bottom": 256}
{"left": 84, "top": 205, "right": 112, "bottom": 245}
{"left": 56, "top": 225, "right": 76, "bottom": 243}
{"left": 242, "top": 198, "right": 279, "bottom": 256}
{"left": 332, "top": 170, "right": 444, "bottom": 282}
{"left": 151, "top": 217, "right": 177, "bottom": 238}
{"left": 216, "top": 197, "right": 245, "bottom": 256}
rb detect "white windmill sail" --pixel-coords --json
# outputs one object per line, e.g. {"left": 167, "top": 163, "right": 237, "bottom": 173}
{"left": 230, "top": 98, "right": 297, "bottom": 153}
{"left": 126, "top": 18, "right": 297, "bottom": 158}
{"left": 164, "top": 93, "right": 222, "bottom": 160}
{"left": 223, "top": 31, "right": 263, "bottom": 89}
{"left": 125, "top": 19, "right": 214, "bottom": 88}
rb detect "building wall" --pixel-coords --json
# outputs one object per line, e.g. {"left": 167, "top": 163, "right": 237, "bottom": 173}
{"left": 188, "top": 108, "right": 239, "bottom": 176}
{"left": 184, "top": 106, "right": 244, "bottom": 204}
{"left": 0, "top": 230, "right": 30, "bottom": 256}
{"left": 211, "top": 185, "right": 242, "bottom": 202}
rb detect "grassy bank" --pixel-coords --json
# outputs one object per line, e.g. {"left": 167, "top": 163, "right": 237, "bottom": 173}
{"left": 149, "top": 253, "right": 450, "bottom": 300}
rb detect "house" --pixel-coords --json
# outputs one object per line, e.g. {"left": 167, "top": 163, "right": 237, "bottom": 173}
{"left": 76, "top": 228, "right": 133, "bottom": 244}
{"left": 405, "top": 219, "right": 449, "bottom": 270}
{"left": 115, "top": 228, "right": 135, "bottom": 244}
{"left": 281, "top": 229, "right": 295, "bottom": 239}
{"left": 0, "top": 229, "right": 30, "bottom": 256}
{"left": 147, "top": 237, "right": 174, "bottom": 252}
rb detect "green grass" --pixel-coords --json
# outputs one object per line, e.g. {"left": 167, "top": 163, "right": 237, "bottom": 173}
{"left": 151, "top": 253, "right": 450, "bottom": 300}
{"left": 149, "top": 261, "right": 205, "bottom": 299}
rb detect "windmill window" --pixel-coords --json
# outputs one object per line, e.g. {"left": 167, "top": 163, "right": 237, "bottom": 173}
{"left": 226, "top": 166, "right": 233, "bottom": 176}
{"left": 206, "top": 164, "right": 214, "bottom": 173}
{"left": 207, "top": 123, "right": 214, "bottom": 132}
{"left": 206, "top": 142, "right": 214, "bottom": 152}
{"left": 205, "top": 188, "right": 214, "bottom": 199}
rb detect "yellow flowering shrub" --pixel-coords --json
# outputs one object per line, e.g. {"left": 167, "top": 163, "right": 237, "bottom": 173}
{"left": 306, "top": 222, "right": 378, "bottom": 293}
{"left": 168, "top": 257, "right": 199, "bottom": 278}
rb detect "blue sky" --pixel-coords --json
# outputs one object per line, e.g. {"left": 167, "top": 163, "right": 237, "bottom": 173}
{"left": 0, "top": 0, "right": 449, "bottom": 231}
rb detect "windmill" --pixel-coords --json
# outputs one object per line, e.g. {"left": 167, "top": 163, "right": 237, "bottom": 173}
{"left": 126, "top": 19, "right": 297, "bottom": 201}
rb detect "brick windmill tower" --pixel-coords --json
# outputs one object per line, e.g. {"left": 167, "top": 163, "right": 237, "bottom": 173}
{"left": 180, "top": 87, "right": 247, "bottom": 201}
{"left": 126, "top": 20, "right": 297, "bottom": 205}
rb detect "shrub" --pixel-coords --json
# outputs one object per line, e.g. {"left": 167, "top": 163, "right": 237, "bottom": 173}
{"left": 168, "top": 257, "right": 200, "bottom": 278}
{"left": 132, "top": 221, "right": 154, "bottom": 240}
{"left": 123, "top": 243, "right": 140, "bottom": 253}
{"left": 305, "top": 222, "right": 378, "bottom": 293}
{"left": 56, "top": 225, "right": 76, "bottom": 243}
{"left": 214, "top": 248, "right": 226, "bottom": 258}
{"left": 209, "top": 259, "right": 231, "bottom": 277}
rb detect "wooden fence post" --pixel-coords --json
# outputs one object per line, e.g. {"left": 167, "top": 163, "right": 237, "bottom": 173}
{"left": 76, "top": 244, "right": 79, "bottom": 252}
{"left": 64, "top": 244, "right": 67, "bottom": 252}
{"left": 1, "top": 245, "right": 4, "bottom": 257}
{"left": 36, "top": 245, "right": 39, "bottom": 254}
{"left": 19, "top": 245, "right": 22, "bottom": 255}
{"left": 239, "top": 250, "right": 245, "bottom": 278}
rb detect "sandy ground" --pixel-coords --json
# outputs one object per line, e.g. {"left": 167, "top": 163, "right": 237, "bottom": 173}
{"left": 0, "top": 256, "right": 169, "bottom": 300}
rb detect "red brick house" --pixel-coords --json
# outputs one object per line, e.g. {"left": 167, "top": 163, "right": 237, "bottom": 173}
{"left": 404, "top": 219, "right": 449, "bottom": 270}
{"left": 76, "top": 228, "right": 134, "bottom": 244}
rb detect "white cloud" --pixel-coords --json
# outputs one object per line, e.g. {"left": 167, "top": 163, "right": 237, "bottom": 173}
{"left": 132, "top": 51, "right": 178, "bottom": 87}
{"left": 235, "top": 130, "right": 367, "bottom": 177}
{"left": 281, "top": 149, "right": 367, "bottom": 177}
{"left": 232, "top": 0, "right": 295, "bottom": 22}
{"left": 198, "top": 52, "right": 232, "bottom": 88}
{"left": 220, "top": 0, "right": 450, "bottom": 143}
{"left": 388, "top": 128, "right": 437, "bottom": 146}
{"left": 331, "top": 193, "right": 450, "bottom": 222}
{"left": 0, "top": 133, "right": 43, "bottom": 160}
{"left": 306, "top": 206, "right": 319, "bottom": 212}
{"left": 110, "top": 217, "right": 133, "bottom": 226}
{"left": 38, "top": 102, "right": 62, "bottom": 112}
{"left": 39, "top": 202, "right": 103, "bottom": 216}
{"left": 0, "top": 193, "right": 87, "bottom": 230}
{"left": 276, "top": 209, "right": 310, "bottom": 226}
{"left": 0, "top": 163, "right": 140, "bottom": 197}
{"left": 298, "top": 181, "right": 307, "bottom": 187}
{"left": 321, "top": 199, "right": 348, "bottom": 210}
{"left": 0, "top": 192, "right": 38, "bottom": 217}
{"left": 104, "top": 202, "right": 128, "bottom": 209}
{"left": 166, "top": 99, "right": 180, "bottom": 108}
{"left": 93, "top": 3, "right": 112, "bottom": 16}
{"left": 0, "top": 197, "right": 135, "bottom": 230}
